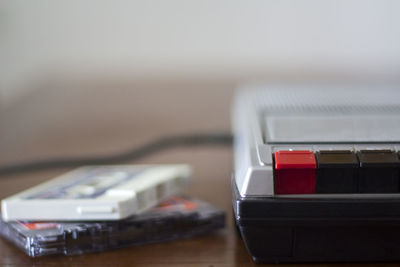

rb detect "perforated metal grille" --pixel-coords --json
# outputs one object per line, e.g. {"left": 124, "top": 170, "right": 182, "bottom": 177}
{"left": 251, "top": 85, "right": 400, "bottom": 115}
{"left": 248, "top": 84, "right": 400, "bottom": 143}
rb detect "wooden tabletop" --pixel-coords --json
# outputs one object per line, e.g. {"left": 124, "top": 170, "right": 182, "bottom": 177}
{"left": 0, "top": 80, "right": 398, "bottom": 266}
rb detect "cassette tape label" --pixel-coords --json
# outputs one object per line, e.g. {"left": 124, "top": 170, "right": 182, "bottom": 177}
{"left": 23, "top": 167, "right": 147, "bottom": 200}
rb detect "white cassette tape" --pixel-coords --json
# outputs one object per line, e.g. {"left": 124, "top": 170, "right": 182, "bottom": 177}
{"left": 1, "top": 165, "right": 191, "bottom": 221}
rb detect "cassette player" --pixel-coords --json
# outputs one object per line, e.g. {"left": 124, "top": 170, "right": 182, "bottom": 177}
{"left": 232, "top": 84, "right": 400, "bottom": 263}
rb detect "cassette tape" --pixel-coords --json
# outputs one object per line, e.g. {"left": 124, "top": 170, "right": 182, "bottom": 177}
{"left": 0, "top": 196, "right": 225, "bottom": 257}
{"left": 1, "top": 165, "right": 191, "bottom": 221}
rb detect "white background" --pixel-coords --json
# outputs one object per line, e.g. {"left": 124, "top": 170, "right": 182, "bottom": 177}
{"left": 1, "top": 0, "right": 400, "bottom": 106}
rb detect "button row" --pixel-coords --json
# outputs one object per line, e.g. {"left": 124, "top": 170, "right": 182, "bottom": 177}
{"left": 273, "top": 150, "right": 400, "bottom": 194}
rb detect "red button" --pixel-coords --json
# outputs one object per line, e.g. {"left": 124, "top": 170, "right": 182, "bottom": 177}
{"left": 274, "top": 150, "right": 316, "bottom": 194}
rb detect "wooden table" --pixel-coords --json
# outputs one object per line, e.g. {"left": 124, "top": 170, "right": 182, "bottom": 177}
{"left": 0, "top": 80, "right": 397, "bottom": 266}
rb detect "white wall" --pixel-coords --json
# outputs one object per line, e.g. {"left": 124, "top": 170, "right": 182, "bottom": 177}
{"left": 1, "top": 0, "right": 400, "bottom": 105}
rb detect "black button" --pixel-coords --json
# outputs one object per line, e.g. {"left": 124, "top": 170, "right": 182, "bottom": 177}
{"left": 316, "top": 150, "right": 358, "bottom": 193}
{"left": 357, "top": 150, "right": 400, "bottom": 193}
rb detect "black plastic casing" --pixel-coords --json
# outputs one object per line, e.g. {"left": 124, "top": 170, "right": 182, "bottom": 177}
{"left": 233, "top": 177, "right": 400, "bottom": 263}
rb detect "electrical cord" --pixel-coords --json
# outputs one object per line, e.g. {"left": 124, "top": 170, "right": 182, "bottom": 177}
{"left": 0, "top": 133, "right": 233, "bottom": 176}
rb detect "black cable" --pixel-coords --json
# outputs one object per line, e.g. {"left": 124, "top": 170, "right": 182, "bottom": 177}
{"left": 0, "top": 133, "right": 233, "bottom": 176}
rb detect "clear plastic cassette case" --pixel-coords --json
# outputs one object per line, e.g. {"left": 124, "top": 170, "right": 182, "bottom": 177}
{"left": 0, "top": 196, "right": 225, "bottom": 257}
